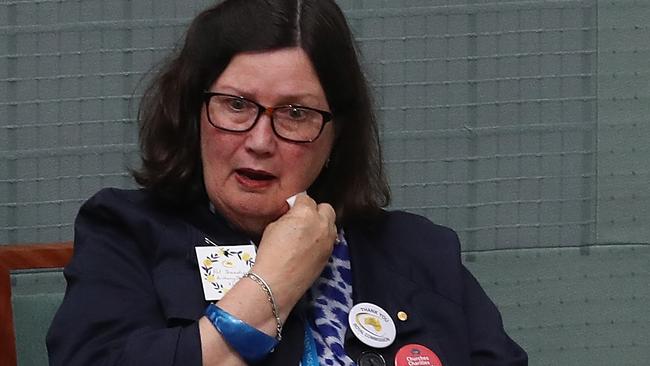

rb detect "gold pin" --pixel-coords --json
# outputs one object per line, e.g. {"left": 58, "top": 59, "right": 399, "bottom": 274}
{"left": 397, "top": 311, "right": 408, "bottom": 321}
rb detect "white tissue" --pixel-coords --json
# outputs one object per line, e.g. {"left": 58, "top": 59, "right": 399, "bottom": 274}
{"left": 286, "top": 192, "right": 305, "bottom": 208}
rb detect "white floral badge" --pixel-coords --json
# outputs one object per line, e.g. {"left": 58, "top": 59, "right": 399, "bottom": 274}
{"left": 195, "top": 243, "right": 256, "bottom": 301}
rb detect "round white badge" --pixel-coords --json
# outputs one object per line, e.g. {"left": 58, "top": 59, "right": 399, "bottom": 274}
{"left": 348, "top": 302, "right": 396, "bottom": 348}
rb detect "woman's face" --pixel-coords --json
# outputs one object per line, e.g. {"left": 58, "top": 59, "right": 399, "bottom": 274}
{"left": 201, "top": 47, "right": 335, "bottom": 235}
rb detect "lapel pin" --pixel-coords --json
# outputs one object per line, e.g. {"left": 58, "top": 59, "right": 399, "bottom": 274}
{"left": 397, "top": 311, "right": 408, "bottom": 321}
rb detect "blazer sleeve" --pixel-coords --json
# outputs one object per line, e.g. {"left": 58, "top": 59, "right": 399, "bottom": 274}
{"left": 461, "top": 265, "right": 528, "bottom": 366}
{"left": 46, "top": 190, "right": 202, "bottom": 366}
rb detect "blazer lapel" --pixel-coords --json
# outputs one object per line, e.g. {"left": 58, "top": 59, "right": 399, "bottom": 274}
{"left": 344, "top": 224, "right": 427, "bottom": 363}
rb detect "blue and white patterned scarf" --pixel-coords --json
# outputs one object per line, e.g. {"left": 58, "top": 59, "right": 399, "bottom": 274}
{"left": 305, "top": 231, "right": 356, "bottom": 365}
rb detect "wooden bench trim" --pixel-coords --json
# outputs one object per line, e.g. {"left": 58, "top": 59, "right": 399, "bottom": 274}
{"left": 0, "top": 242, "right": 73, "bottom": 366}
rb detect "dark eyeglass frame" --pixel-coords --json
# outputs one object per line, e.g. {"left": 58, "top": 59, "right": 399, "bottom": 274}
{"left": 203, "top": 91, "right": 333, "bottom": 143}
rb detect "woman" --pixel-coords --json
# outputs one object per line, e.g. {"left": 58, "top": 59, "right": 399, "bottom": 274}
{"left": 47, "top": 0, "right": 527, "bottom": 365}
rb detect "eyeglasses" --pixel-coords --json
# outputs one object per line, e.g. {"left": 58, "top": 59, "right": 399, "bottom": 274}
{"left": 203, "top": 92, "right": 333, "bottom": 143}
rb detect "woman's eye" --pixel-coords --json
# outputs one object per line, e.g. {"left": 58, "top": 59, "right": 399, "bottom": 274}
{"left": 227, "top": 98, "right": 247, "bottom": 111}
{"left": 288, "top": 107, "right": 306, "bottom": 119}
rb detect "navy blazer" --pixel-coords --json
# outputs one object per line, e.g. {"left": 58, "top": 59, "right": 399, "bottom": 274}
{"left": 47, "top": 188, "right": 527, "bottom": 365}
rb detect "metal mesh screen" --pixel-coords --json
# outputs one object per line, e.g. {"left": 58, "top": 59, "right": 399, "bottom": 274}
{"left": 343, "top": 1, "right": 597, "bottom": 250}
{"left": 1, "top": 0, "right": 213, "bottom": 243}
{"left": 1, "top": 0, "right": 647, "bottom": 251}
{"left": 596, "top": 0, "right": 650, "bottom": 244}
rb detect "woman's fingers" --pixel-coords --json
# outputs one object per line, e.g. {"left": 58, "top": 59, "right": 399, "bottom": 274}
{"left": 317, "top": 202, "right": 335, "bottom": 224}
{"left": 254, "top": 194, "right": 337, "bottom": 299}
{"left": 291, "top": 192, "right": 316, "bottom": 210}
{"left": 317, "top": 203, "right": 337, "bottom": 241}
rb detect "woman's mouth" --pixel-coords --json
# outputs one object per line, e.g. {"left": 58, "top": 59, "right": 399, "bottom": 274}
{"left": 235, "top": 168, "right": 277, "bottom": 189}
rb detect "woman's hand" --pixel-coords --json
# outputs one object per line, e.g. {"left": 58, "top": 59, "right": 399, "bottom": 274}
{"left": 200, "top": 194, "right": 336, "bottom": 365}
{"left": 252, "top": 193, "right": 337, "bottom": 317}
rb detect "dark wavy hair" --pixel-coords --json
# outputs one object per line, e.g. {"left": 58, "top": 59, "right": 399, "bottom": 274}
{"left": 133, "top": 0, "right": 390, "bottom": 224}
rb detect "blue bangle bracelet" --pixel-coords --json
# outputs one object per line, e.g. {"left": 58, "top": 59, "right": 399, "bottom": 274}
{"left": 204, "top": 303, "right": 278, "bottom": 363}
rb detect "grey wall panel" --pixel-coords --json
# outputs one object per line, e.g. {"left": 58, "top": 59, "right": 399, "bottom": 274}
{"left": 464, "top": 244, "right": 650, "bottom": 366}
{"left": 596, "top": 0, "right": 650, "bottom": 244}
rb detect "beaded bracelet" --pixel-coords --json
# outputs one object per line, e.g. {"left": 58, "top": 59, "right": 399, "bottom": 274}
{"left": 204, "top": 303, "right": 277, "bottom": 363}
{"left": 245, "top": 271, "right": 283, "bottom": 341}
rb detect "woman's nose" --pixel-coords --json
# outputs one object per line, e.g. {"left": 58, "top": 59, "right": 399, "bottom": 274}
{"left": 244, "top": 112, "right": 277, "bottom": 155}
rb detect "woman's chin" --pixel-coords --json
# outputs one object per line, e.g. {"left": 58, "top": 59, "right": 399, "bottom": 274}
{"left": 209, "top": 191, "right": 288, "bottom": 234}
{"left": 229, "top": 203, "right": 285, "bottom": 233}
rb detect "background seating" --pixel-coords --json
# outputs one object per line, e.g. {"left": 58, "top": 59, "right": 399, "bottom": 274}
{"left": 0, "top": 244, "right": 72, "bottom": 366}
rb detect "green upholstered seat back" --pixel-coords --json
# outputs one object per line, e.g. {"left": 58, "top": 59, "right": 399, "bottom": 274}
{"left": 464, "top": 244, "right": 650, "bottom": 366}
{"left": 11, "top": 269, "right": 67, "bottom": 366}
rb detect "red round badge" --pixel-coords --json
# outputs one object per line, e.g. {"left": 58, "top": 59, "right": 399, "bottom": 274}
{"left": 394, "top": 344, "right": 442, "bottom": 366}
